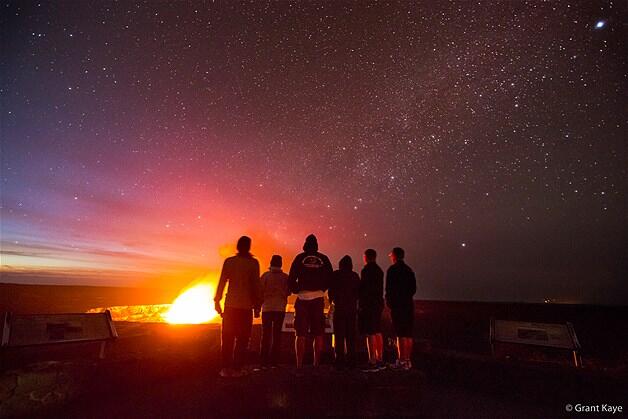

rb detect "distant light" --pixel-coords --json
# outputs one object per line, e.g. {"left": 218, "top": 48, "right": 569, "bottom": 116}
{"left": 595, "top": 20, "right": 606, "bottom": 29}
{"left": 461, "top": 242, "right": 467, "bottom": 248}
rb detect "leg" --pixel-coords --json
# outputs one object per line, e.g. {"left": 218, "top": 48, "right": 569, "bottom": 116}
{"left": 271, "top": 312, "right": 285, "bottom": 365}
{"left": 375, "top": 333, "right": 384, "bottom": 362}
{"left": 312, "top": 297, "right": 325, "bottom": 366}
{"left": 260, "top": 312, "right": 272, "bottom": 365}
{"left": 366, "top": 335, "right": 376, "bottom": 363}
{"left": 313, "top": 335, "right": 324, "bottom": 366}
{"left": 295, "top": 336, "right": 306, "bottom": 368}
{"left": 233, "top": 309, "right": 252, "bottom": 369}
{"left": 405, "top": 337, "right": 414, "bottom": 362}
{"left": 294, "top": 299, "right": 307, "bottom": 368}
{"left": 334, "top": 333, "right": 345, "bottom": 364}
{"left": 346, "top": 313, "right": 357, "bottom": 368}
{"left": 221, "top": 312, "right": 236, "bottom": 369}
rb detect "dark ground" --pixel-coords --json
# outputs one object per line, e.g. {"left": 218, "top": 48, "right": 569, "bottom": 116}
{"left": 1, "top": 283, "right": 626, "bottom": 418}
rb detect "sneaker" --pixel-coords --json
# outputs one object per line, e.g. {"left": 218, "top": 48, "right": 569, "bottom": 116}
{"left": 401, "top": 360, "right": 412, "bottom": 371}
{"left": 230, "top": 368, "right": 247, "bottom": 378}
{"left": 219, "top": 368, "right": 232, "bottom": 378}
{"left": 388, "top": 359, "right": 404, "bottom": 370}
{"left": 361, "top": 363, "right": 380, "bottom": 373}
{"left": 375, "top": 361, "right": 387, "bottom": 371}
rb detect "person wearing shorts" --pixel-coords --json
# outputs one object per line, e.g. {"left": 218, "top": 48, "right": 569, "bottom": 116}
{"left": 329, "top": 255, "right": 360, "bottom": 370}
{"left": 385, "top": 247, "right": 416, "bottom": 370}
{"left": 359, "top": 248, "right": 385, "bottom": 372}
{"left": 288, "top": 234, "right": 333, "bottom": 369}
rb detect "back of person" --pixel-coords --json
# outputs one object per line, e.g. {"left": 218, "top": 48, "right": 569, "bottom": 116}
{"left": 360, "top": 261, "right": 384, "bottom": 310}
{"left": 330, "top": 256, "right": 360, "bottom": 312}
{"left": 385, "top": 261, "right": 416, "bottom": 309}
{"left": 261, "top": 267, "right": 289, "bottom": 312}
{"left": 288, "top": 236, "right": 333, "bottom": 295}
{"left": 220, "top": 253, "right": 262, "bottom": 310}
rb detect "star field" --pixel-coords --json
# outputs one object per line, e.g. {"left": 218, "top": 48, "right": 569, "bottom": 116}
{"left": 1, "top": 1, "right": 626, "bottom": 303}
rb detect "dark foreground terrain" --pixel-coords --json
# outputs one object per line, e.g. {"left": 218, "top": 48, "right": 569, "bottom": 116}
{"left": 1, "top": 283, "right": 626, "bottom": 418}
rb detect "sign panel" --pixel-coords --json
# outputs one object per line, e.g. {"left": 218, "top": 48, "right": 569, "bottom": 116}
{"left": 492, "top": 320, "right": 576, "bottom": 349}
{"left": 281, "top": 312, "right": 334, "bottom": 334}
{"left": 1, "top": 312, "right": 117, "bottom": 348}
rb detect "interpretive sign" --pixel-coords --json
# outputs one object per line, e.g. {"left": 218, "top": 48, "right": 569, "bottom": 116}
{"left": 490, "top": 319, "right": 581, "bottom": 366}
{"left": 1, "top": 311, "right": 117, "bottom": 358}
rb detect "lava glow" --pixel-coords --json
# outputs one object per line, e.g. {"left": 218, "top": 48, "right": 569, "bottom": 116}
{"left": 163, "top": 283, "right": 218, "bottom": 324}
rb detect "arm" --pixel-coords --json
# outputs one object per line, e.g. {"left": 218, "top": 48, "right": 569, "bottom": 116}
{"left": 282, "top": 273, "right": 291, "bottom": 298}
{"left": 385, "top": 268, "right": 392, "bottom": 309}
{"left": 288, "top": 257, "right": 299, "bottom": 294}
{"left": 358, "top": 269, "right": 366, "bottom": 303}
{"left": 322, "top": 255, "right": 333, "bottom": 291}
{"left": 214, "top": 259, "right": 229, "bottom": 315}
{"left": 252, "top": 260, "right": 262, "bottom": 313}
{"left": 377, "top": 268, "right": 385, "bottom": 304}
{"left": 328, "top": 272, "right": 336, "bottom": 305}
{"left": 409, "top": 270, "right": 417, "bottom": 298}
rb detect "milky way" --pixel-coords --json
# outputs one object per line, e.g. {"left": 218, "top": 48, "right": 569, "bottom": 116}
{"left": 1, "top": 1, "right": 626, "bottom": 303}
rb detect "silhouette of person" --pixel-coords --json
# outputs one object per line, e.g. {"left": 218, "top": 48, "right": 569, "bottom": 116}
{"left": 214, "top": 236, "right": 262, "bottom": 377}
{"left": 385, "top": 247, "right": 416, "bottom": 370}
{"left": 359, "top": 248, "right": 386, "bottom": 372}
{"left": 288, "top": 234, "right": 333, "bottom": 369}
{"left": 260, "top": 254, "right": 290, "bottom": 367}
{"left": 329, "top": 255, "right": 360, "bottom": 370}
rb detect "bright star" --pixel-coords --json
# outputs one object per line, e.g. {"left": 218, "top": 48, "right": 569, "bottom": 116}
{"left": 595, "top": 20, "right": 606, "bottom": 29}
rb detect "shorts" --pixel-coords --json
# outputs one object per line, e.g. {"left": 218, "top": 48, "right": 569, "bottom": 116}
{"left": 294, "top": 297, "right": 325, "bottom": 337}
{"left": 358, "top": 306, "right": 383, "bottom": 335}
{"left": 390, "top": 304, "right": 414, "bottom": 338}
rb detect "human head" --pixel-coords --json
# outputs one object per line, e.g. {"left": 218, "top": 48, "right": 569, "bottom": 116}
{"left": 339, "top": 255, "right": 353, "bottom": 271}
{"left": 270, "top": 254, "right": 282, "bottom": 269}
{"left": 364, "top": 248, "right": 377, "bottom": 264}
{"left": 236, "top": 236, "right": 252, "bottom": 255}
{"left": 303, "top": 234, "right": 318, "bottom": 253}
{"left": 389, "top": 247, "right": 404, "bottom": 264}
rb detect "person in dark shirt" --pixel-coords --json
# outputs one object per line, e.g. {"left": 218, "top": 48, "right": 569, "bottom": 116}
{"left": 288, "top": 234, "right": 333, "bottom": 368}
{"left": 359, "top": 248, "right": 385, "bottom": 372}
{"left": 214, "top": 236, "right": 262, "bottom": 378}
{"left": 385, "top": 247, "right": 416, "bottom": 371}
{"left": 329, "top": 255, "right": 360, "bottom": 370}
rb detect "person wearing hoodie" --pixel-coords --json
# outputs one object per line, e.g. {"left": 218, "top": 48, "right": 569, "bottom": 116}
{"left": 328, "top": 255, "right": 360, "bottom": 370}
{"left": 214, "top": 236, "right": 262, "bottom": 378}
{"left": 288, "top": 234, "right": 333, "bottom": 369}
{"left": 259, "top": 254, "right": 290, "bottom": 367}
{"left": 385, "top": 247, "right": 417, "bottom": 371}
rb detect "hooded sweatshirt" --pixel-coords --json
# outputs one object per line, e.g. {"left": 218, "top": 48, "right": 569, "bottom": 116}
{"left": 261, "top": 267, "right": 290, "bottom": 312}
{"left": 288, "top": 234, "right": 333, "bottom": 298}
{"left": 329, "top": 255, "right": 360, "bottom": 312}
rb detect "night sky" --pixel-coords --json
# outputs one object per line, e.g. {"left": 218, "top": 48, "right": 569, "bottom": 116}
{"left": 1, "top": 1, "right": 626, "bottom": 304}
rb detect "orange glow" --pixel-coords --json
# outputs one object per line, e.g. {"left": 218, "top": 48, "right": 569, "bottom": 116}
{"left": 163, "top": 282, "right": 218, "bottom": 324}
